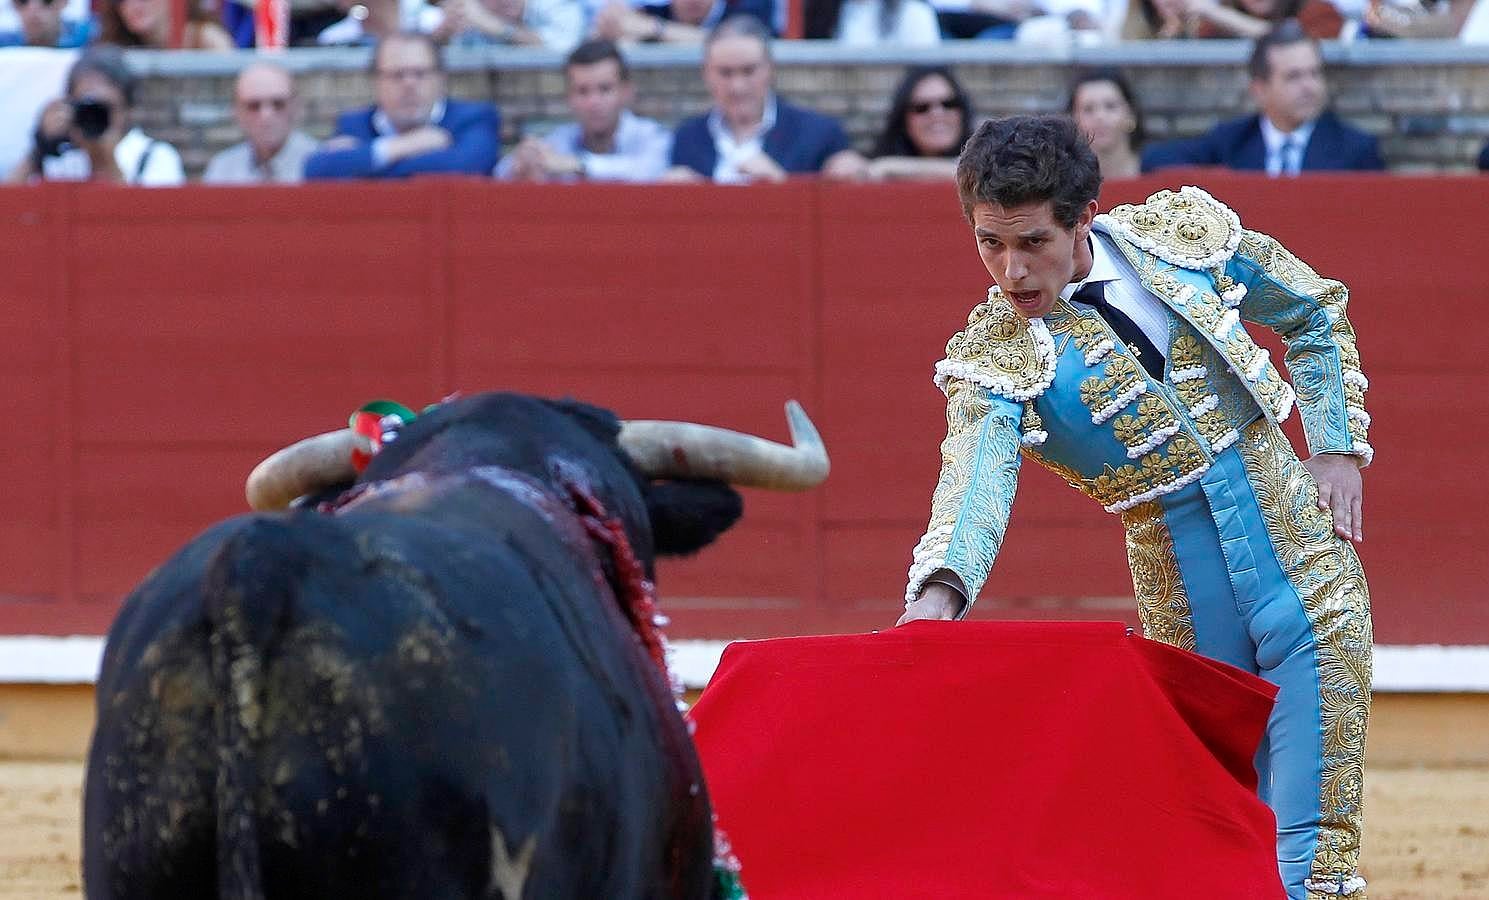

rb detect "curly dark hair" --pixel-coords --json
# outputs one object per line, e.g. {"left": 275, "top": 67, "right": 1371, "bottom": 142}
{"left": 871, "top": 65, "right": 975, "bottom": 159}
{"left": 954, "top": 115, "right": 1101, "bottom": 227}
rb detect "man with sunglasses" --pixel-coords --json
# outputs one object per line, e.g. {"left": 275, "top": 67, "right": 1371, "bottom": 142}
{"left": 0, "top": 0, "right": 94, "bottom": 47}
{"left": 203, "top": 62, "right": 317, "bottom": 185}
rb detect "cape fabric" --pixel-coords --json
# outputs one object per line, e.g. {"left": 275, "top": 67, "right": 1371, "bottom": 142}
{"left": 688, "top": 621, "right": 1284, "bottom": 899}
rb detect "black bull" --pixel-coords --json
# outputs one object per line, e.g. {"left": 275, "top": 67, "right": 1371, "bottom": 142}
{"left": 83, "top": 393, "right": 799, "bottom": 899}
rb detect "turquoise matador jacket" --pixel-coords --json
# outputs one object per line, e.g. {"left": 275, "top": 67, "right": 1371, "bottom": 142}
{"left": 905, "top": 187, "right": 1374, "bottom": 900}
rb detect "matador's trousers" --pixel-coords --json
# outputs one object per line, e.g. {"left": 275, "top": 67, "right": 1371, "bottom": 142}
{"left": 1120, "top": 419, "right": 1372, "bottom": 900}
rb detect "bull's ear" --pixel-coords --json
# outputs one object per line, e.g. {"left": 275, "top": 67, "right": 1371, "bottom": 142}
{"left": 643, "top": 479, "right": 743, "bottom": 557}
{"left": 547, "top": 397, "right": 622, "bottom": 442}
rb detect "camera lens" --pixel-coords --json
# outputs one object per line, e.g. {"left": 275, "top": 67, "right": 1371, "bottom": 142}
{"left": 70, "top": 98, "right": 112, "bottom": 140}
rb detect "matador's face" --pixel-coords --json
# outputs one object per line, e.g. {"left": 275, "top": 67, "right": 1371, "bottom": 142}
{"left": 971, "top": 199, "right": 1097, "bottom": 320}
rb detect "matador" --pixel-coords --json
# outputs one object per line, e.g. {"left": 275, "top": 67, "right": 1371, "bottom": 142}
{"left": 901, "top": 116, "right": 1373, "bottom": 900}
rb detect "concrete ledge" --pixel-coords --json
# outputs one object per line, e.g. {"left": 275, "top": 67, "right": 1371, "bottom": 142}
{"left": 4, "top": 636, "right": 1486, "bottom": 691}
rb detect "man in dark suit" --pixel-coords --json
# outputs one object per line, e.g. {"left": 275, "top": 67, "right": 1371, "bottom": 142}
{"left": 1142, "top": 21, "right": 1384, "bottom": 175}
{"left": 304, "top": 32, "right": 500, "bottom": 180}
{"left": 665, "top": 14, "right": 867, "bottom": 183}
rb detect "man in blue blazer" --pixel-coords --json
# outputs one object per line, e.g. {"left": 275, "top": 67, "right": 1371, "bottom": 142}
{"left": 1142, "top": 21, "right": 1383, "bottom": 176}
{"left": 665, "top": 15, "right": 867, "bottom": 183}
{"left": 304, "top": 32, "right": 500, "bottom": 180}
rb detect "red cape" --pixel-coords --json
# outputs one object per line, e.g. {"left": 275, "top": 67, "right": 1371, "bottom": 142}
{"left": 689, "top": 621, "right": 1283, "bottom": 899}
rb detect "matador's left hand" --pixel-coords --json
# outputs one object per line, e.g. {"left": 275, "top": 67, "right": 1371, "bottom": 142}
{"left": 1302, "top": 454, "right": 1364, "bottom": 543}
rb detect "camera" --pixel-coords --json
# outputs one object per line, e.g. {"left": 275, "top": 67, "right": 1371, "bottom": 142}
{"left": 70, "top": 97, "right": 112, "bottom": 140}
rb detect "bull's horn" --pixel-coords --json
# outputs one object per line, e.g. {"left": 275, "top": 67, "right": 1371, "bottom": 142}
{"left": 245, "top": 429, "right": 369, "bottom": 511}
{"left": 618, "top": 400, "right": 829, "bottom": 491}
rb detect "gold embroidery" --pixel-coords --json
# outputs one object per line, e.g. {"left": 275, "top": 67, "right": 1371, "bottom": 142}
{"left": 1088, "top": 435, "right": 1208, "bottom": 511}
{"left": 1239, "top": 420, "right": 1372, "bottom": 891}
{"left": 942, "top": 296, "right": 1050, "bottom": 397}
{"left": 1119, "top": 501, "right": 1196, "bottom": 651}
{"left": 1102, "top": 187, "right": 1242, "bottom": 270}
{"left": 1112, "top": 395, "right": 1181, "bottom": 454}
{"left": 1079, "top": 355, "right": 1143, "bottom": 417}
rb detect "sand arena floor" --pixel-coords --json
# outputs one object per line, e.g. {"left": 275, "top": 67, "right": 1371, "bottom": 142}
{"left": 2, "top": 761, "right": 1486, "bottom": 899}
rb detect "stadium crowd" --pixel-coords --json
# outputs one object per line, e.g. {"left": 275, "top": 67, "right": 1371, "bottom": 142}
{"left": 2, "top": 0, "right": 1488, "bottom": 185}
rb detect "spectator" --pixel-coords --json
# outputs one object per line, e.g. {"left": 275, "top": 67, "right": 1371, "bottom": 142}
{"left": 97, "top": 0, "right": 234, "bottom": 48}
{"left": 303, "top": 32, "right": 500, "bottom": 180}
{"left": 1067, "top": 67, "right": 1144, "bottom": 180}
{"left": 1176, "top": 0, "right": 1344, "bottom": 38}
{"left": 930, "top": 0, "right": 1101, "bottom": 40}
{"left": 308, "top": 0, "right": 434, "bottom": 45}
{"left": 1142, "top": 21, "right": 1384, "bottom": 174}
{"left": 586, "top": 0, "right": 768, "bottom": 44}
{"left": 7, "top": 47, "right": 184, "bottom": 185}
{"left": 432, "top": 0, "right": 585, "bottom": 48}
{"left": 0, "top": 0, "right": 93, "bottom": 47}
{"left": 1479, "top": 138, "right": 1489, "bottom": 170}
{"left": 802, "top": 0, "right": 941, "bottom": 43}
{"left": 203, "top": 62, "right": 317, "bottom": 184}
{"left": 863, "top": 65, "right": 970, "bottom": 181}
{"left": 667, "top": 14, "right": 867, "bottom": 183}
{"left": 1364, "top": 0, "right": 1475, "bottom": 36}
{"left": 498, "top": 39, "right": 670, "bottom": 182}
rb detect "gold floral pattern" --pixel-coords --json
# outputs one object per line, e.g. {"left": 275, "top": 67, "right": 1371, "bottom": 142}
{"left": 1079, "top": 355, "right": 1146, "bottom": 424}
{"left": 1088, "top": 435, "right": 1210, "bottom": 513}
{"left": 1100, "top": 187, "right": 1242, "bottom": 270}
{"left": 1112, "top": 395, "right": 1182, "bottom": 458}
{"left": 1119, "top": 501, "right": 1197, "bottom": 651}
{"left": 1239, "top": 420, "right": 1372, "bottom": 894}
{"left": 937, "top": 294, "right": 1056, "bottom": 402}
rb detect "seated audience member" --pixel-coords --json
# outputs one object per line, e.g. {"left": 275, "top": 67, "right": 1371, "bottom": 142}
{"left": 203, "top": 62, "right": 318, "bottom": 184}
{"left": 0, "top": 0, "right": 94, "bottom": 47}
{"left": 96, "top": 0, "right": 234, "bottom": 47}
{"left": 303, "top": 32, "right": 501, "bottom": 179}
{"left": 930, "top": 0, "right": 1101, "bottom": 39}
{"left": 317, "top": 0, "right": 442, "bottom": 45}
{"left": 589, "top": 0, "right": 776, "bottom": 44}
{"left": 432, "top": 0, "right": 584, "bottom": 48}
{"left": 667, "top": 15, "right": 868, "bottom": 183}
{"left": 1142, "top": 21, "right": 1384, "bottom": 174}
{"left": 1364, "top": 0, "right": 1475, "bottom": 36}
{"left": 498, "top": 39, "right": 670, "bottom": 182}
{"left": 7, "top": 47, "right": 184, "bottom": 185}
{"left": 863, "top": 65, "right": 970, "bottom": 181}
{"left": 802, "top": 0, "right": 941, "bottom": 43}
{"left": 1067, "top": 66, "right": 1144, "bottom": 179}
{"left": 1480, "top": 138, "right": 1489, "bottom": 170}
{"left": 1174, "top": 0, "right": 1343, "bottom": 38}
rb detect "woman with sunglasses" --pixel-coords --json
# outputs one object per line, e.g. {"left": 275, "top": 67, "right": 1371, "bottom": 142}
{"left": 863, "top": 65, "right": 973, "bottom": 181}
{"left": 97, "top": 0, "right": 233, "bottom": 48}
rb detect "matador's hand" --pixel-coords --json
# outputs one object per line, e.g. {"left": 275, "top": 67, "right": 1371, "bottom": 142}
{"left": 896, "top": 583, "right": 964, "bottom": 626}
{"left": 1302, "top": 453, "right": 1364, "bottom": 543}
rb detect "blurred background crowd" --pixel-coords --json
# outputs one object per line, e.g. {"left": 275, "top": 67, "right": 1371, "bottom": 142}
{"left": 1, "top": 0, "right": 1487, "bottom": 187}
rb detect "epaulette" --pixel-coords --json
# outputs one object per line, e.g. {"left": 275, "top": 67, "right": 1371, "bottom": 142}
{"left": 932, "top": 290, "right": 1057, "bottom": 402}
{"left": 1097, "top": 186, "right": 1243, "bottom": 271}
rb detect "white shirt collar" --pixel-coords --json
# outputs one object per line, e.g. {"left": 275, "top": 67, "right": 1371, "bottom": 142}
{"left": 1259, "top": 115, "right": 1316, "bottom": 157}
{"left": 1060, "top": 233, "right": 1122, "bottom": 303}
{"left": 706, "top": 93, "right": 778, "bottom": 148}
{"left": 373, "top": 98, "right": 448, "bottom": 136}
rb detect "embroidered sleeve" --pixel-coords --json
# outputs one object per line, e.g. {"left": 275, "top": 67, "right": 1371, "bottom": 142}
{"left": 1228, "top": 229, "right": 1373, "bottom": 466}
{"left": 905, "top": 377, "right": 1023, "bottom": 614}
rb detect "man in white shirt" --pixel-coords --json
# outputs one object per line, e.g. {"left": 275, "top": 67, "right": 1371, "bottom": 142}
{"left": 498, "top": 39, "right": 671, "bottom": 182}
{"left": 203, "top": 62, "right": 318, "bottom": 185}
{"left": 6, "top": 46, "right": 183, "bottom": 186}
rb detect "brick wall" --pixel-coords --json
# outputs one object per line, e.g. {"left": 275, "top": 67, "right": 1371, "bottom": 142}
{"left": 120, "top": 42, "right": 1489, "bottom": 177}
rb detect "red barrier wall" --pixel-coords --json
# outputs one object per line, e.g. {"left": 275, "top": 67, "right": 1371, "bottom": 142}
{"left": 1, "top": 175, "right": 1482, "bottom": 644}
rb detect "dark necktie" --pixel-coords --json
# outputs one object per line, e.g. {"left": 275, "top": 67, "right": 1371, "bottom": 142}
{"left": 1070, "top": 280, "right": 1164, "bottom": 379}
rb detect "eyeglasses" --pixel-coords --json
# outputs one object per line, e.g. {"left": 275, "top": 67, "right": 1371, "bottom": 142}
{"left": 238, "top": 96, "right": 291, "bottom": 113}
{"left": 910, "top": 98, "right": 963, "bottom": 115}
{"left": 376, "top": 67, "right": 438, "bottom": 82}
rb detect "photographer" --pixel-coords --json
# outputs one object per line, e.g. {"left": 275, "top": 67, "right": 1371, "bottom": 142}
{"left": 7, "top": 47, "right": 184, "bottom": 186}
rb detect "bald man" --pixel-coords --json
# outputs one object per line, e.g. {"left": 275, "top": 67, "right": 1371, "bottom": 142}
{"left": 202, "top": 62, "right": 317, "bottom": 185}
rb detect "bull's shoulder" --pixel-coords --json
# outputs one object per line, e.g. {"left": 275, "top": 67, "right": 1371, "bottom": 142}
{"left": 1097, "top": 186, "right": 1242, "bottom": 271}
{"left": 932, "top": 292, "right": 1057, "bottom": 403}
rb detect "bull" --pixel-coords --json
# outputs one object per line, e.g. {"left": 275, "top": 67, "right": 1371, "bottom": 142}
{"left": 83, "top": 392, "right": 827, "bottom": 900}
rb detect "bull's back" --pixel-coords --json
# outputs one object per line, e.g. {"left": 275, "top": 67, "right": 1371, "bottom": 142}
{"left": 86, "top": 499, "right": 711, "bottom": 899}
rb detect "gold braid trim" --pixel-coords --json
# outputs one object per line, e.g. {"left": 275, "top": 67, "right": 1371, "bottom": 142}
{"left": 1239, "top": 420, "right": 1372, "bottom": 893}
{"left": 1119, "top": 501, "right": 1197, "bottom": 651}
